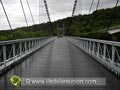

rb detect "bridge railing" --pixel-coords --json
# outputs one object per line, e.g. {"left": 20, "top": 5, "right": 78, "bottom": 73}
{"left": 0, "top": 37, "right": 55, "bottom": 72}
{"left": 66, "top": 37, "right": 120, "bottom": 77}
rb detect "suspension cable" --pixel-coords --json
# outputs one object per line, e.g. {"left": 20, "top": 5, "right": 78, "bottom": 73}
{"left": 96, "top": 0, "right": 100, "bottom": 11}
{"left": 91, "top": 0, "right": 100, "bottom": 29}
{"left": 72, "top": 0, "right": 77, "bottom": 16}
{"left": 89, "top": 0, "right": 94, "bottom": 14}
{"left": 0, "top": 0, "right": 15, "bottom": 39}
{"left": 43, "top": 0, "right": 52, "bottom": 24}
{"left": 67, "top": 0, "right": 78, "bottom": 35}
{"left": 106, "top": 0, "right": 120, "bottom": 32}
{"left": 26, "top": 0, "right": 35, "bottom": 24}
{"left": 39, "top": 0, "right": 40, "bottom": 24}
{"left": 43, "top": 0, "right": 55, "bottom": 34}
{"left": 20, "top": 0, "right": 29, "bottom": 27}
{"left": 81, "top": 0, "right": 82, "bottom": 15}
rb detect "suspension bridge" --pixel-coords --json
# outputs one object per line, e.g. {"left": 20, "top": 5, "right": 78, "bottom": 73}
{"left": 0, "top": 0, "right": 120, "bottom": 90}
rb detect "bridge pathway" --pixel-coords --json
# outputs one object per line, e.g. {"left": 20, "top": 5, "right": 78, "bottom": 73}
{"left": 0, "top": 38, "right": 120, "bottom": 90}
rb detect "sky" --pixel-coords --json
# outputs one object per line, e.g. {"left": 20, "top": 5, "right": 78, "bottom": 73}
{"left": 0, "top": 0, "right": 120, "bottom": 30}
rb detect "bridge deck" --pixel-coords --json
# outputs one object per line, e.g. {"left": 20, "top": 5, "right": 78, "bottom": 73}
{"left": 0, "top": 38, "right": 120, "bottom": 90}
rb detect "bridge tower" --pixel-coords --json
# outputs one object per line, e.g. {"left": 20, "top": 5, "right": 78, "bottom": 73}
{"left": 57, "top": 23, "right": 64, "bottom": 38}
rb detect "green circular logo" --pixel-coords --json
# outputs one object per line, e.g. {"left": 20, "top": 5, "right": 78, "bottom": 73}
{"left": 10, "top": 75, "right": 21, "bottom": 87}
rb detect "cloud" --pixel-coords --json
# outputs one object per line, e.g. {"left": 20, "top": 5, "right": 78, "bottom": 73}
{"left": 0, "top": 0, "right": 120, "bottom": 30}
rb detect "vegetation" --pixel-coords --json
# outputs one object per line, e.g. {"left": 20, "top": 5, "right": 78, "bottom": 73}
{"left": 53, "top": 6, "right": 120, "bottom": 41}
{"left": 0, "top": 22, "right": 54, "bottom": 41}
{"left": 1, "top": 6, "right": 120, "bottom": 41}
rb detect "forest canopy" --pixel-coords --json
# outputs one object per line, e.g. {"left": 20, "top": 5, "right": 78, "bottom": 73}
{"left": 0, "top": 6, "right": 120, "bottom": 41}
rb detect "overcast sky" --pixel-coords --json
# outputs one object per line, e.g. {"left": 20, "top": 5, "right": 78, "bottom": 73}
{"left": 0, "top": 0, "right": 120, "bottom": 30}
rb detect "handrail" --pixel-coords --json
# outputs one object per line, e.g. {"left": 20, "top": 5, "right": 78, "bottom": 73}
{"left": 72, "top": 37, "right": 120, "bottom": 46}
{"left": 0, "top": 37, "right": 49, "bottom": 45}
{"left": 66, "top": 37, "right": 120, "bottom": 77}
{"left": 0, "top": 37, "right": 56, "bottom": 73}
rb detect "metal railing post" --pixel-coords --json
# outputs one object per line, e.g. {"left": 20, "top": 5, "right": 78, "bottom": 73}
{"left": 111, "top": 46, "right": 115, "bottom": 64}
{"left": 29, "top": 41, "right": 31, "bottom": 51}
{"left": 97, "top": 43, "right": 100, "bottom": 56}
{"left": 3, "top": 46, "right": 7, "bottom": 68}
{"left": 36, "top": 40, "right": 38, "bottom": 47}
{"left": 24, "top": 42, "right": 27, "bottom": 52}
{"left": 34, "top": 40, "right": 36, "bottom": 48}
{"left": 86, "top": 41, "right": 88, "bottom": 51}
{"left": 103, "top": 44, "right": 106, "bottom": 59}
{"left": 82, "top": 40, "right": 84, "bottom": 49}
{"left": 92, "top": 42, "right": 95, "bottom": 54}
{"left": 35, "top": 40, "right": 37, "bottom": 48}
{"left": 12, "top": 44, "right": 15, "bottom": 62}
{"left": 32, "top": 40, "right": 34, "bottom": 50}
{"left": 19, "top": 43, "right": 22, "bottom": 56}
{"left": 83, "top": 41, "right": 85, "bottom": 49}
{"left": 39, "top": 40, "right": 41, "bottom": 46}
{"left": 89, "top": 41, "right": 91, "bottom": 52}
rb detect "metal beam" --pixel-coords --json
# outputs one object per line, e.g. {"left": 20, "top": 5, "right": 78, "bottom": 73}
{"left": 26, "top": 0, "right": 35, "bottom": 24}
{"left": 107, "top": 0, "right": 120, "bottom": 32}
{"left": 67, "top": 0, "right": 78, "bottom": 35}
{"left": 43, "top": 0, "right": 55, "bottom": 34}
{"left": 20, "top": 0, "right": 29, "bottom": 26}
{"left": 0, "top": 0, "right": 15, "bottom": 39}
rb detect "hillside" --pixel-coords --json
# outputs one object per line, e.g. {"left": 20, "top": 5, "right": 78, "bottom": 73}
{"left": 0, "top": 6, "right": 120, "bottom": 41}
{"left": 0, "top": 22, "right": 54, "bottom": 41}
{"left": 53, "top": 6, "right": 120, "bottom": 41}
